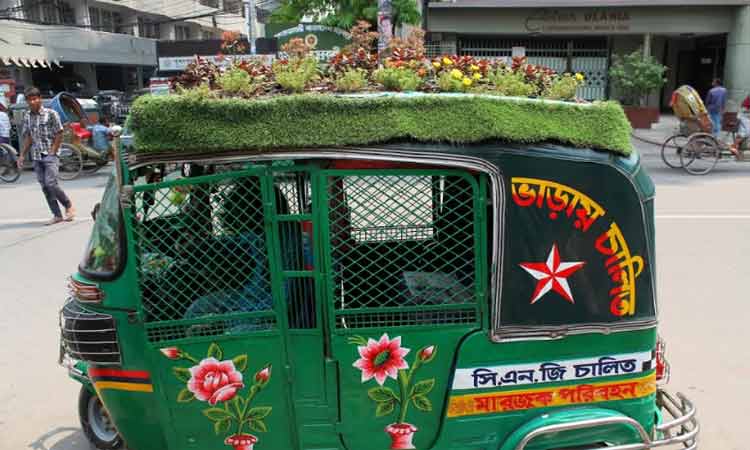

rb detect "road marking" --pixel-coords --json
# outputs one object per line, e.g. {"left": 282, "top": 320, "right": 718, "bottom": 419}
{"left": 656, "top": 214, "right": 750, "bottom": 220}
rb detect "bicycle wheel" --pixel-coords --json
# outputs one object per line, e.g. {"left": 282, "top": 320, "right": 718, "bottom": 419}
{"left": 0, "top": 144, "right": 20, "bottom": 183}
{"left": 681, "top": 133, "right": 721, "bottom": 175}
{"left": 58, "top": 143, "right": 84, "bottom": 180}
{"left": 660, "top": 134, "right": 689, "bottom": 169}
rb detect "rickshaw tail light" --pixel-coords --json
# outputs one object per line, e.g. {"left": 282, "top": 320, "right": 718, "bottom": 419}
{"left": 655, "top": 337, "right": 670, "bottom": 384}
{"left": 68, "top": 277, "right": 105, "bottom": 303}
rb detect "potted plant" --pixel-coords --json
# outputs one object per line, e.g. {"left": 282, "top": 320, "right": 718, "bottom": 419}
{"left": 609, "top": 49, "right": 668, "bottom": 129}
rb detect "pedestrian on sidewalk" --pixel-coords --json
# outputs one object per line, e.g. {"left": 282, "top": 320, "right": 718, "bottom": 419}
{"left": 16, "top": 87, "right": 75, "bottom": 225}
{"left": 705, "top": 78, "right": 727, "bottom": 136}
{"left": 0, "top": 97, "right": 10, "bottom": 146}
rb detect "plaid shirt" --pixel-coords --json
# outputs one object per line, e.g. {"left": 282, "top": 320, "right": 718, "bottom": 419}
{"left": 22, "top": 106, "right": 63, "bottom": 160}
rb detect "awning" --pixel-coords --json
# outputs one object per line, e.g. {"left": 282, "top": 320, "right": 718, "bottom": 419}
{"left": 0, "top": 21, "right": 53, "bottom": 68}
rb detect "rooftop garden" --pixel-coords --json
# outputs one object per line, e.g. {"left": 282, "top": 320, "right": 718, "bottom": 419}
{"left": 128, "top": 24, "right": 633, "bottom": 156}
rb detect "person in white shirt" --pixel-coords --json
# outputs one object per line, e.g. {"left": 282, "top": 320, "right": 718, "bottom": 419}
{"left": 0, "top": 97, "right": 11, "bottom": 146}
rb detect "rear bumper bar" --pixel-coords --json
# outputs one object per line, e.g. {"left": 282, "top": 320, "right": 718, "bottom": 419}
{"left": 515, "top": 389, "right": 698, "bottom": 450}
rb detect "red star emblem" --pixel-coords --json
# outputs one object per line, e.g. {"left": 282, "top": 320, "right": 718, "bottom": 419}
{"left": 519, "top": 244, "right": 585, "bottom": 304}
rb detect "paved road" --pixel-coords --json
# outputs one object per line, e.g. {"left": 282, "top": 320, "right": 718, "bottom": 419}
{"left": 0, "top": 145, "right": 748, "bottom": 449}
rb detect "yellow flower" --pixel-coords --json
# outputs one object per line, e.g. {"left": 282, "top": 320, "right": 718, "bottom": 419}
{"left": 470, "top": 64, "right": 480, "bottom": 72}
{"left": 442, "top": 57, "right": 453, "bottom": 66}
{"left": 450, "top": 69, "right": 463, "bottom": 80}
{"left": 432, "top": 61, "right": 441, "bottom": 69}
{"left": 473, "top": 72, "right": 482, "bottom": 80}
{"left": 575, "top": 73, "right": 585, "bottom": 82}
{"left": 462, "top": 77, "right": 472, "bottom": 87}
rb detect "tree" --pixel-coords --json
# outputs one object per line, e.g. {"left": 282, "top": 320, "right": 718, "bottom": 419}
{"left": 270, "top": 0, "right": 421, "bottom": 32}
{"left": 609, "top": 49, "right": 668, "bottom": 107}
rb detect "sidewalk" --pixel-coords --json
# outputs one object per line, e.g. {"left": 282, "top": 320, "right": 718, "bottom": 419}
{"left": 630, "top": 114, "right": 680, "bottom": 157}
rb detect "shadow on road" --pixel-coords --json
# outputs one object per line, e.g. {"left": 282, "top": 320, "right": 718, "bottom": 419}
{"left": 0, "top": 220, "right": 51, "bottom": 231}
{"left": 28, "top": 427, "right": 89, "bottom": 450}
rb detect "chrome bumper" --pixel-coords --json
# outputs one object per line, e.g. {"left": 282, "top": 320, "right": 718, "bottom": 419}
{"left": 515, "top": 389, "right": 698, "bottom": 450}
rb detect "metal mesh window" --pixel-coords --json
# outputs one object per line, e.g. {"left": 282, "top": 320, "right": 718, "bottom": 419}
{"left": 132, "top": 173, "right": 276, "bottom": 342}
{"left": 326, "top": 172, "right": 481, "bottom": 328}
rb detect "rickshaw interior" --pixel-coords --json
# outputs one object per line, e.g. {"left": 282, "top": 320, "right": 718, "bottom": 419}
{"left": 127, "top": 158, "right": 486, "bottom": 341}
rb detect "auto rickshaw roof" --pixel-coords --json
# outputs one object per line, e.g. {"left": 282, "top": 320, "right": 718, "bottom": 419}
{"left": 127, "top": 92, "right": 634, "bottom": 157}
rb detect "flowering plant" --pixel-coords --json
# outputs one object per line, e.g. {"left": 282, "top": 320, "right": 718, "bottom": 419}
{"left": 221, "top": 31, "right": 248, "bottom": 56}
{"left": 350, "top": 334, "right": 437, "bottom": 449}
{"left": 162, "top": 343, "right": 273, "bottom": 450}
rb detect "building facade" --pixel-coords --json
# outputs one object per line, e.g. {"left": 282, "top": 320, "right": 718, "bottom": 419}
{"left": 425, "top": 0, "right": 750, "bottom": 107}
{"left": 0, "top": 0, "right": 246, "bottom": 98}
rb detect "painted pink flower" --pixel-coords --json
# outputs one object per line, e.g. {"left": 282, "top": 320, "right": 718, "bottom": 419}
{"left": 418, "top": 345, "right": 435, "bottom": 362}
{"left": 160, "top": 347, "right": 180, "bottom": 359}
{"left": 353, "top": 334, "right": 410, "bottom": 386}
{"left": 255, "top": 365, "right": 271, "bottom": 384}
{"left": 187, "top": 357, "right": 244, "bottom": 405}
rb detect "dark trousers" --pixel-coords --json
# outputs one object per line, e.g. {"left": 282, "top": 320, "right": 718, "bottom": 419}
{"left": 33, "top": 155, "right": 71, "bottom": 218}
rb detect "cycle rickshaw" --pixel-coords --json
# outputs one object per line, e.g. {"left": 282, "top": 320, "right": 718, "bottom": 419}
{"left": 661, "top": 85, "right": 749, "bottom": 175}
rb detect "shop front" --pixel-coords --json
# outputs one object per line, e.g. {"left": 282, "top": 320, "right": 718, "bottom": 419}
{"left": 426, "top": 2, "right": 750, "bottom": 106}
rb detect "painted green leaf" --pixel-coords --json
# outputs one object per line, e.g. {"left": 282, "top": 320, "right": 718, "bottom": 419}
{"left": 172, "top": 367, "right": 191, "bottom": 383}
{"left": 232, "top": 354, "right": 248, "bottom": 372}
{"left": 410, "top": 379, "right": 435, "bottom": 397}
{"left": 207, "top": 342, "right": 223, "bottom": 360}
{"left": 247, "top": 406, "right": 272, "bottom": 420}
{"left": 368, "top": 387, "right": 398, "bottom": 402}
{"left": 214, "top": 417, "right": 231, "bottom": 435}
{"left": 247, "top": 418, "right": 268, "bottom": 433}
{"left": 412, "top": 394, "right": 432, "bottom": 412}
{"left": 203, "top": 407, "right": 231, "bottom": 421}
{"left": 347, "top": 335, "right": 368, "bottom": 346}
{"left": 375, "top": 399, "right": 396, "bottom": 417}
{"left": 176, "top": 388, "right": 195, "bottom": 403}
{"left": 231, "top": 396, "right": 245, "bottom": 417}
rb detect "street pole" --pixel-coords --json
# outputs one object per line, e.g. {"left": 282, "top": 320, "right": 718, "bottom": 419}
{"left": 243, "top": 0, "right": 257, "bottom": 55}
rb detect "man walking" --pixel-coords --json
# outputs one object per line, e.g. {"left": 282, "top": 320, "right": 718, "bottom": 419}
{"left": 16, "top": 87, "right": 75, "bottom": 225}
{"left": 705, "top": 78, "right": 727, "bottom": 136}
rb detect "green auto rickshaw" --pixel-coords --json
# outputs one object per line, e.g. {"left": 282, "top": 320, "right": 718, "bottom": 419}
{"left": 60, "top": 92, "right": 697, "bottom": 450}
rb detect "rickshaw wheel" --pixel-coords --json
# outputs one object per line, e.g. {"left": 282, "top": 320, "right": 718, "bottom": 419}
{"left": 681, "top": 133, "right": 721, "bottom": 175}
{"left": 57, "top": 143, "right": 84, "bottom": 181}
{"left": 660, "top": 134, "right": 689, "bottom": 169}
{"left": 78, "top": 387, "right": 124, "bottom": 450}
{"left": 0, "top": 143, "right": 20, "bottom": 183}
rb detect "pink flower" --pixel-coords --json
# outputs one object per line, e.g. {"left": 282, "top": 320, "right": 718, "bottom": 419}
{"left": 160, "top": 347, "right": 180, "bottom": 359}
{"left": 187, "top": 357, "right": 244, "bottom": 405}
{"left": 418, "top": 346, "right": 435, "bottom": 362}
{"left": 353, "top": 334, "right": 410, "bottom": 386}
{"left": 255, "top": 365, "right": 271, "bottom": 384}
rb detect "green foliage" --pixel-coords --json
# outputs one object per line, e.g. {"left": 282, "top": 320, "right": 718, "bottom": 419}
{"left": 437, "top": 71, "right": 472, "bottom": 93}
{"left": 271, "top": 0, "right": 420, "bottom": 30}
{"left": 335, "top": 68, "right": 369, "bottom": 92}
{"left": 544, "top": 73, "right": 583, "bottom": 101}
{"left": 129, "top": 94, "right": 634, "bottom": 156}
{"left": 609, "top": 49, "right": 668, "bottom": 106}
{"left": 374, "top": 67, "right": 421, "bottom": 92}
{"left": 176, "top": 84, "right": 215, "bottom": 101}
{"left": 217, "top": 67, "right": 256, "bottom": 97}
{"left": 486, "top": 69, "right": 536, "bottom": 97}
{"left": 273, "top": 57, "right": 319, "bottom": 93}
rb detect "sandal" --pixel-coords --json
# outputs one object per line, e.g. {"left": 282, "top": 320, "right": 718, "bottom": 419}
{"left": 45, "top": 217, "right": 64, "bottom": 226}
{"left": 64, "top": 205, "right": 76, "bottom": 222}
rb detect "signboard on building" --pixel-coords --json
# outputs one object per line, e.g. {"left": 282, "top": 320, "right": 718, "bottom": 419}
{"left": 525, "top": 9, "right": 632, "bottom": 33}
{"left": 158, "top": 54, "right": 276, "bottom": 72}
{"left": 267, "top": 23, "right": 351, "bottom": 60}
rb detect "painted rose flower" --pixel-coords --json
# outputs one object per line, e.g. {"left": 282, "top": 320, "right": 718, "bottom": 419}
{"left": 353, "top": 334, "right": 410, "bottom": 386}
{"left": 160, "top": 347, "right": 180, "bottom": 359}
{"left": 188, "top": 357, "right": 244, "bottom": 405}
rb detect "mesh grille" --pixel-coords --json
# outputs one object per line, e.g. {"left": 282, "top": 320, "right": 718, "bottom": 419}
{"left": 326, "top": 173, "right": 480, "bottom": 327}
{"left": 336, "top": 308, "right": 477, "bottom": 329}
{"left": 145, "top": 314, "right": 277, "bottom": 343}
{"left": 132, "top": 173, "right": 276, "bottom": 339}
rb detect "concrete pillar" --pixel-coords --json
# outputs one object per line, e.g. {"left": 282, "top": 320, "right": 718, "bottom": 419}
{"left": 725, "top": 5, "right": 750, "bottom": 103}
{"left": 75, "top": 0, "right": 91, "bottom": 27}
{"left": 75, "top": 63, "right": 98, "bottom": 96}
{"left": 643, "top": 33, "right": 652, "bottom": 58}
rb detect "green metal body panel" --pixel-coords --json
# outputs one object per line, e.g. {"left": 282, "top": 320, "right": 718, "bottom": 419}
{"left": 67, "top": 142, "right": 660, "bottom": 450}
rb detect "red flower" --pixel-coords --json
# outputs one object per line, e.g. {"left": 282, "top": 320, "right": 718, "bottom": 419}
{"left": 353, "top": 334, "right": 410, "bottom": 386}
{"left": 418, "top": 345, "right": 435, "bottom": 362}
{"left": 255, "top": 365, "right": 271, "bottom": 384}
{"left": 160, "top": 347, "right": 180, "bottom": 359}
{"left": 187, "top": 358, "right": 244, "bottom": 405}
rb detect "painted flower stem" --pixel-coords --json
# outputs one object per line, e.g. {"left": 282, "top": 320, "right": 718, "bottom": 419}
{"left": 397, "top": 357, "right": 422, "bottom": 424}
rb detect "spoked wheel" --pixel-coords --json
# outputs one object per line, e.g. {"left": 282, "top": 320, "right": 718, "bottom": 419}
{"left": 660, "top": 134, "right": 690, "bottom": 169}
{"left": 57, "top": 143, "right": 84, "bottom": 180}
{"left": 78, "top": 386, "right": 124, "bottom": 449}
{"left": 681, "top": 133, "right": 721, "bottom": 175}
{"left": 0, "top": 143, "right": 20, "bottom": 183}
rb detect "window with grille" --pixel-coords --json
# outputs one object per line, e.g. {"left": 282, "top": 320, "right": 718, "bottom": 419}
{"left": 175, "top": 25, "right": 191, "bottom": 41}
{"left": 325, "top": 171, "right": 483, "bottom": 329}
